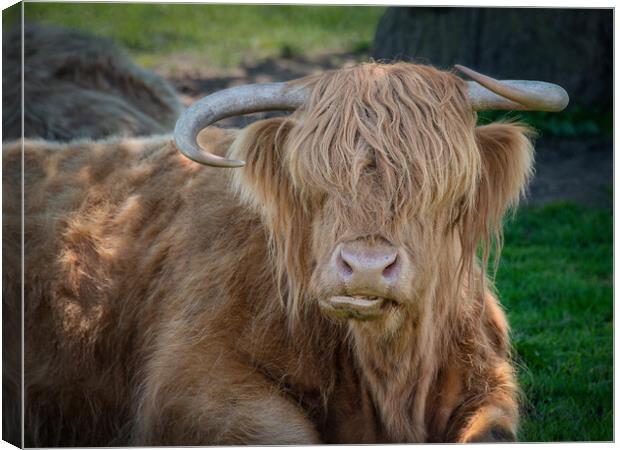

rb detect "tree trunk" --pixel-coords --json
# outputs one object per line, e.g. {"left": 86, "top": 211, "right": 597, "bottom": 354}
{"left": 371, "top": 7, "right": 612, "bottom": 109}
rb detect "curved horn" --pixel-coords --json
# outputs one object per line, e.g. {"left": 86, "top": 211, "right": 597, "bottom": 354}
{"left": 455, "top": 64, "right": 569, "bottom": 112}
{"left": 174, "top": 82, "right": 308, "bottom": 167}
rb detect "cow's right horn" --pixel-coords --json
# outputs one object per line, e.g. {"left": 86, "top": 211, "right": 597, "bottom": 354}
{"left": 174, "top": 82, "right": 308, "bottom": 168}
{"left": 455, "top": 64, "right": 569, "bottom": 112}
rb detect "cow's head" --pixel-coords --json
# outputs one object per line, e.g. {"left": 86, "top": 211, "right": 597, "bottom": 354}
{"left": 175, "top": 63, "right": 567, "bottom": 332}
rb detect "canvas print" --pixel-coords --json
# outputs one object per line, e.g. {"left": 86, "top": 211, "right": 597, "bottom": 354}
{"left": 2, "top": 3, "right": 612, "bottom": 446}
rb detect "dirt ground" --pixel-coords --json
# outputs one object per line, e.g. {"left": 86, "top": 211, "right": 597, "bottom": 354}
{"left": 158, "top": 52, "right": 613, "bottom": 210}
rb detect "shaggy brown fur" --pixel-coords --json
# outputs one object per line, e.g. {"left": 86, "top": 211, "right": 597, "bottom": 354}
{"left": 2, "top": 23, "right": 182, "bottom": 141}
{"left": 3, "top": 62, "right": 534, "bottom": 445}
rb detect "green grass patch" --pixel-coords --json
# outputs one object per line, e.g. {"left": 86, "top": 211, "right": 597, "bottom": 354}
{"left": 3, "top": 2, "right": 21, "bottom": 30}
{"left": 478, "top": 106, "right": 613, "bottom": 138}
{"left": 23, "top": 3, "right": 385, "bottom": 68}
{"left": 497, "top": 203, "right": 612, "bottom": 441}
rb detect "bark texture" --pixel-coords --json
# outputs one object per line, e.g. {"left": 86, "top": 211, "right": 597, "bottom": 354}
{"left": 371, "top": 7, "right": 612, "bottom": 108}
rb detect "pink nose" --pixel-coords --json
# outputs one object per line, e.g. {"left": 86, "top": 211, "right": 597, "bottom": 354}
{"left": 336, "top": 241, "right": 400, "bottom": 286}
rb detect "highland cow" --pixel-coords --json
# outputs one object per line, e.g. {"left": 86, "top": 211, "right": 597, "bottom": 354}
{"left": 3, "top": 62, "right": 568, "bottom": 446}
{"left": 2, "top": 23, "right": 182, "bottom": 141}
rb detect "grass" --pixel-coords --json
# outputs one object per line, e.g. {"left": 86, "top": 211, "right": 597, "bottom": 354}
{"left": 497, "top": 202, "right": 612, "bottom": 441}
{"left": 478, "top": 107, "right": 613, "bottom": 139}
{"left": 22, "top": 3, "right": 385, "bottom": 68}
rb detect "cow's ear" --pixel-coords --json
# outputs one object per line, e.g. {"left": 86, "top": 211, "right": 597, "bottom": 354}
{"left": 475, "top": 123, "right": 535, "bottom": 226}
{"left": 229, "top": 117, "right": 297, "bottom": 213}
{"left": 229, "top": 117, "right": 311, "bottom": 308}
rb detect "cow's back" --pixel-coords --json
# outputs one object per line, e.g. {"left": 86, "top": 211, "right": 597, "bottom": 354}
{"left": 3, "top": 135, "right": 241, "bottom": 445}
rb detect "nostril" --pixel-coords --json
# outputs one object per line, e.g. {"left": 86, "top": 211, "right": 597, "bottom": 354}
{"left": 336, "top": 250, "right": 353, "bottom": 278}
{"left": 382, "top": 254, "right": 400, "bottom": 280}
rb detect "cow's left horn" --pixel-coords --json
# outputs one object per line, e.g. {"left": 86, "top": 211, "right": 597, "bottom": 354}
{"left": 174, "top": 82, "right": 308, "bottom": 167}
{"left": 455, "top": 64, "right": 569, "bottom": 112}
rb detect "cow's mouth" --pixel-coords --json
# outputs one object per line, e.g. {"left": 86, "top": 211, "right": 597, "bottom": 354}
{"left": 319, "top": 295, "right": 397, "bottom": 320}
